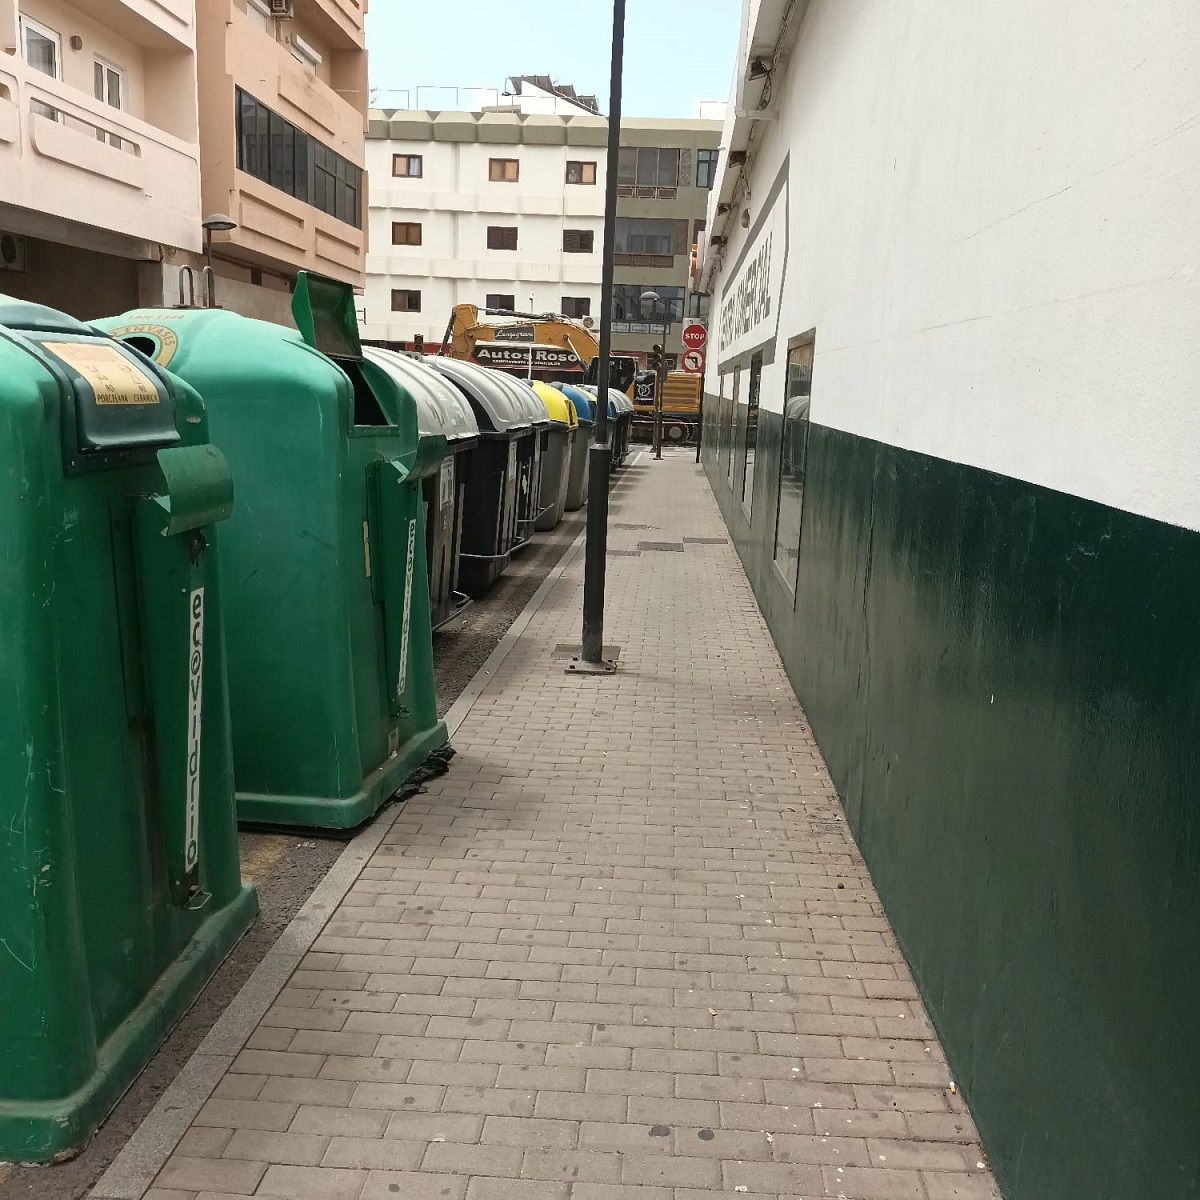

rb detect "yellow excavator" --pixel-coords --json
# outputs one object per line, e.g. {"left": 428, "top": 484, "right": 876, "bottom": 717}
{"left": 439, "top": 303, "right": 637, "bottom": 392}
{"left": 440, "top": 302, "right": 702, "bottom": 442}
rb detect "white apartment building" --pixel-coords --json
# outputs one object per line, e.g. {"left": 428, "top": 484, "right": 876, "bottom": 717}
{"left": 363, "top": 105, "right": 608, "bottom": 346}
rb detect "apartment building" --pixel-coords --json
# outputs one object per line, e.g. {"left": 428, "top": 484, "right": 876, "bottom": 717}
{"left": 0, "top": 0, "right": 367, "bottom": 323}
{"left": 612, "top": 117, "right": 719, "bottom": 366}
{"left": 363, "top": 106, "right": 608, "bottom": 347}
{"left": 0, "top": 0, "right": 202, "bottom": 316}
{"left": 364, "top": 81, "right": 720, "bottom": 366}
{"left": 195, "top": 0, "right": 368, "bottom": 321}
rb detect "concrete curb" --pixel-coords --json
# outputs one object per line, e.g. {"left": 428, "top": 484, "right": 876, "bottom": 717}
{"left": 84, "top": 453, "right": 648, "bottom": 1198}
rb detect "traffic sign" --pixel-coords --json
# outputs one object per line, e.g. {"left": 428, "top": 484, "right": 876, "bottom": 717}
{"left": 681, "top": 348, "right": 705, "bottom": 374}
{"left": 682, "top": 323, "right": 707, "bottom": 350}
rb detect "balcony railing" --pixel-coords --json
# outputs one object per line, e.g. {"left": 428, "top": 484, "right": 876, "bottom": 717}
{"left": 617, "top": 185, "right": 679, "bottom": 200}
{"left": 0, "top": 60, "right": 202, "bottom": 252}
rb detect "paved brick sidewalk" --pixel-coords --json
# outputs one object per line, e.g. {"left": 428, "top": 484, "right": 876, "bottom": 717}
{"left": 141, "top": 452, "right": 1000, "bottom": 1200}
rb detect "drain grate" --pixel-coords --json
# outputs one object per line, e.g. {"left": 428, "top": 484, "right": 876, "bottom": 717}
{"left": 608, "top": 548, "right": 640, "bottom": 557}
{"left": 637, "top": 541, "right": 685, "bottom": 552}
{"left": 682, "top": 537, "right": 729, "bottom": 544}
{"left": 613, "top": 522, "right": 654, "bottom": 530}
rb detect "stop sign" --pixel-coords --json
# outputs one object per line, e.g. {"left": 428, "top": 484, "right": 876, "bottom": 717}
{"left": 682, "top": 323, "right": 707, "bottom": 351}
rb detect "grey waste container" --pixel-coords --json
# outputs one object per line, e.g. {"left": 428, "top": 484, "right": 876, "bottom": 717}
{"left": 426, "top": 357, "right": 535, "bottom": 595}
{"left": 486, "top": 371, "right": 552, "bottom": 548}
{"left": 365, "top": 348, "right": 480, "bottom": 629}
{"left": 557, "top": 384, "right": 593, "bottom": 511}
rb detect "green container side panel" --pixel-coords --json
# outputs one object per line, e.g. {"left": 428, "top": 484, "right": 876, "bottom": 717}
{"left": 96, "top": 309, "right": 448, "bottom": 831}
{"left": 0, "top": 316, "right": 255, "bottom": 1162}
{"left": 702, "top": 410, "right": 1200, "bottom": 1200}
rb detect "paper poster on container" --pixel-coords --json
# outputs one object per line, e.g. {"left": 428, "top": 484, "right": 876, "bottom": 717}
{"left": 40, "top": 341, "right": 160, "bottom": 406}
{"left": 715, "top": 156, "right": 789, "bottom": 374}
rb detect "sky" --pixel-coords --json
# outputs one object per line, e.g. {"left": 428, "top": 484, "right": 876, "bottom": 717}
{"left": 365, "top": 0, "right": 740, "bottom": 119}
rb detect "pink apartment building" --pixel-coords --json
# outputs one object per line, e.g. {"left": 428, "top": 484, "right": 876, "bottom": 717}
{"left": 0, "top": 0, "right": 366, "bottom": 322}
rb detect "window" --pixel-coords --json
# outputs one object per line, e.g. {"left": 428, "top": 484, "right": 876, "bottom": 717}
{"left": 566, "top": 160, "right": 597, "bottom": 185}
{"left": 391, "top": 289, "right": 421, "bottom": 312}
{"left": 485, "top": 294, "right": 515, "bottom": 310}
{"left": 562, "top": 229, "right": 594, "bottom": 254}
{"left": 561, "top": 297, "right": 591, "bottom": 319}
{"left": 20, "top": 15, "right": 59, "bottom": 120}
{"left": 236, "top": 89, "right": 362, "bottom": 228}
{"left": 393, "top": 154, "right": 423, "bottom": 178}
{"left": 741, "top": 352, "right": 762, "bottom": 513}
{"left": 612, "top": 284, "right": 684, "bottom": 323}
{"left": 93, "top": 59, "right": 124, "bottom": 148}
{"left": 614, "top": 217, "right": 676, "bottom": 256}
{"left": 617, "top": 146, "right": 681, "bottom": 187}
{"left": 488, "top": 158, "right": 519, "bottom": 182}
{"left": 727, "top": 372, "right": 740, "bottom": 489}
{"left": 20, "top": 16, "right": 59, "bottom": 78}
{"left": 391, "top": 221, "right": 422, "bottom": 246}
{"left": 288, "top": 33, "right": 323, "bottom": 70}
{"left": 696, "top": 148, "right": 719, "bottom": 189}
{"left": 686, "top": 292, "right": 710, "bottom": 320}
{"left": 773, "top": 335, "right": 815, "bottom": 593}
{"left": 486, "top": 226, "right": 518, "bottom": 250}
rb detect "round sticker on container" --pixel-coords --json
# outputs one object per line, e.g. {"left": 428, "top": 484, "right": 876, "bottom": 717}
{"left": 104, "top": 323, "right": 181, "bottom": 369}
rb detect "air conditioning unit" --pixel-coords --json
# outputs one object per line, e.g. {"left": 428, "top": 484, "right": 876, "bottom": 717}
{"left": 269, "top": 0, "right": 295, "bottom": 17}
{"left": 0, "top": 232, "right": 27, "bottom": 272}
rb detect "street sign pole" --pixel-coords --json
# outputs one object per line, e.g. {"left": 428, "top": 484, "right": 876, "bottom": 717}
{"left": 572, "top": 0, "right": 625, "bottom": 676}
{"left": 654, "top": 315, "right": 667, "bottom": 460}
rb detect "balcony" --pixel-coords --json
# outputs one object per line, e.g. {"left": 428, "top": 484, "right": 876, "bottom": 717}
{"left": 227, "top": 172, "right": 364, "bottom": 286}
{"left": 301, "top": 0, "right": 367, "bottom": 50}
{"left": 0, "top": 58, "right": 201, "bottom": 252}
{"left": 15, "top": 0, "right": 196, "bottom": 50}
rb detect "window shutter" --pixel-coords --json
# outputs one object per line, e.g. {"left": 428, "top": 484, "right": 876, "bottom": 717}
{"left": 673, "top": 219, "right": 690, "bottom": 256}
{"left": 679, "top": 148, "right": 693, "bottom": 188}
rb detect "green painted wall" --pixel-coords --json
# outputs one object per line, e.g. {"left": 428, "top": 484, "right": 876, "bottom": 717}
{"left": 702, "top": 403, "right": 1200, "bottom": 1200}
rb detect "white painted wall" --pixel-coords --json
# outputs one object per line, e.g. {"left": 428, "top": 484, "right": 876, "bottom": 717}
{"left": 364, "top": 134, "right": 605, "bottom": 343}
{"left": 704, "top": 0, "right": 1200, "bottom": 531}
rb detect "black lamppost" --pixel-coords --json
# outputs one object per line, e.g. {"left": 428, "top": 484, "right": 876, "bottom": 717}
{"left": 201, "top": 213, "right": 237, "bottom": 271}
{"left": 571, "top": 0, "right": 626, "bottom": 676}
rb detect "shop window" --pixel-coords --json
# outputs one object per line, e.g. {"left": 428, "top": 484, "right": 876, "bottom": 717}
{"left": 741, "top": 353, "right": 761, "bottom": 514}
{"left": 612, "top": 284, "right": 684, "bottom": 323}
{"left": 773, "top": 334, "right": 815, "bottom": 594}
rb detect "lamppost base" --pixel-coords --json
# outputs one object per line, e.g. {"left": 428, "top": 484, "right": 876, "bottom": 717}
{"left": 566, "top": 656, "right": 618, "bottom": 676}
